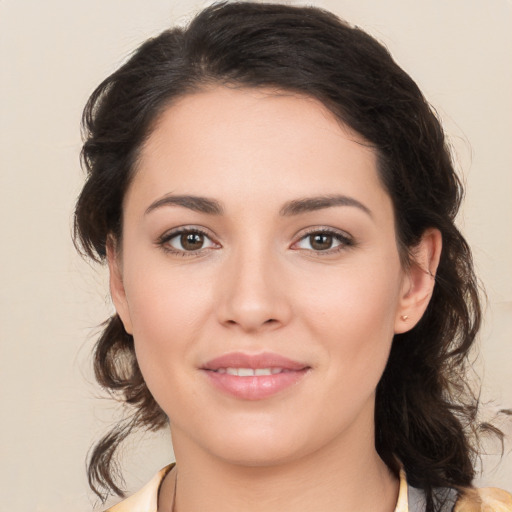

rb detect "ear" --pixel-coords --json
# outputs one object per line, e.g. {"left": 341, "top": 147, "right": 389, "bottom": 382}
{"left": 106, "top": 237, "right": 133, "bottom": 335}
{"left": 394, "top": 228, "right": 442, "bottom": 334}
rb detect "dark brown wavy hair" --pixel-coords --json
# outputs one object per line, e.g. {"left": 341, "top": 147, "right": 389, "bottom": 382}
{"left": 74, "top": 2, "right": 500, "bottom": 509}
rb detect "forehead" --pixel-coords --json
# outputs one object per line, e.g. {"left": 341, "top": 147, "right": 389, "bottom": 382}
{"left": 129, "top": 86, "right": 388, "bottom": 213}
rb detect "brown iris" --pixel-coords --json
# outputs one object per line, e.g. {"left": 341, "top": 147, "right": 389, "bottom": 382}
{"left": 309, "top": 233, "right": 333, "bottom": 251}
{"left": 181, "top": 232, "right": 204, "bottom": 250}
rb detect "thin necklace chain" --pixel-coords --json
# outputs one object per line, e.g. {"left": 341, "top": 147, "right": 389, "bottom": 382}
{"left": 170, "top": 472, "right": 177, "bottom": 512}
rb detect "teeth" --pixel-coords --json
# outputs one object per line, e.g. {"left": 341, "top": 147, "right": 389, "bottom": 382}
{"left": 255, "top": 368, "right": 272, "bottom": 376}
{"left": 217, "top": 367, "right": 284, "bottom": 376}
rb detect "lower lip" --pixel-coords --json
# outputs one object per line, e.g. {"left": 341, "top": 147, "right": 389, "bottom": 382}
{"left": 203, "top": 369, "right": 309, "bottom": 400}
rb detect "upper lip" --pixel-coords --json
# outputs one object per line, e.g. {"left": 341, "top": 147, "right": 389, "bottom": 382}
{"left": 202, "top": 352, "right": 308, "bottom": 371}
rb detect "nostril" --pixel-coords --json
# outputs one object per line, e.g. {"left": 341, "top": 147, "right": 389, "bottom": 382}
{"left": 224, "top": 318, "right": 279, "bottom": 329}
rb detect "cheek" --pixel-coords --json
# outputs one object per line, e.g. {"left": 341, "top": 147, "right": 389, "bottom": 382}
{"left": 121, "top": 258, "right": 212, "bottom": 396}
{"left": 125, "top": 252, "right": 211, "bottom": 336}
{"left": 297, "top": 262, "right": 402, "bottom": 386}
{"left": 299, "top": 259, "right": 402, "bottom": 333}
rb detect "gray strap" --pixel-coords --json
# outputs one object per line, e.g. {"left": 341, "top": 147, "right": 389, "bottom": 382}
{"left": 408, "top": 485, "right": 427, "bottom": 512}
{"left": 408, "top": 485, "right": 459, "bottom": 512}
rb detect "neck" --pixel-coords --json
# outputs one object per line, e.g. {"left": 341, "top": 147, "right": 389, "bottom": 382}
{"left": 160, "top": 414, "right": 399, "bottom": 512}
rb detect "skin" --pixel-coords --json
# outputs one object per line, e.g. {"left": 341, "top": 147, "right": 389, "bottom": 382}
{"left": 108, "top": 86, "right": 441, "bottom": 512}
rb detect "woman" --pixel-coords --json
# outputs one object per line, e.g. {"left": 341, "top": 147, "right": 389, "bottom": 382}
{"left": 74, "top": 2, "right": 512, "bottom": 511}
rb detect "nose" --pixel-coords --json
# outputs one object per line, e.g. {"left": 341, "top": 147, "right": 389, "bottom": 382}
{"left": 215, "top": 244, "right": 292, "bottom": 333}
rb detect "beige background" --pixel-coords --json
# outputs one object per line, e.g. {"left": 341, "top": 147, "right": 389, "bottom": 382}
{"left": 1, "top": 0, "right": 510, "bottom": 510}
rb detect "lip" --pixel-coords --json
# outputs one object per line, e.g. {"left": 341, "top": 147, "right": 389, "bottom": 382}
{"left": 201, "top": 352, "right": 310, "bottom": 401}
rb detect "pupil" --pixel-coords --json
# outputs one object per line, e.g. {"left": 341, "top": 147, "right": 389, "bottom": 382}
{"left": 181, "top": 232, "right": 204, "bottom": 250}
{"left": 311, "top": 234, "right": 332, "bottom": 250}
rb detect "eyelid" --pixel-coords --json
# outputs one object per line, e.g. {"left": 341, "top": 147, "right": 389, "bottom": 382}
{"left": 156, "top": 225, "right": 354, "bottom": 257}
{"left": 291, "top": 226, "right": 355, "bottom": 254}
{"left": 156, "top": 225, "right": 220, "bottom": 256}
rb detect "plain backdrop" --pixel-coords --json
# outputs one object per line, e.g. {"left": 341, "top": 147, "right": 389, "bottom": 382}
{"left": 1, "top": 0, "right": 511, "bottom": 510}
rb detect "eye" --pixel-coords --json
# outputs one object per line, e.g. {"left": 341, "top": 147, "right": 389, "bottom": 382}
{"left": 158, "top": 228, "right": 218, "bottom": 255}
{"left": 293, "top": 229, "right": 353, "bottom": 253}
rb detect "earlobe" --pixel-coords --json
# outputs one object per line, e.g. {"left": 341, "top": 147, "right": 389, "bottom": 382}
{"left": 395, "top": 228, "right": 442, "bottom": 334}
{"left": 106, "top": 237, "right": 133, "bottom": 335}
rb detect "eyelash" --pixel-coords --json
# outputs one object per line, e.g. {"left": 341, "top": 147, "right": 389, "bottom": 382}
{"left": 292, "top": 227, "right": 355, "bottom": 256}
{"left": 156, "top": 226, "right": 355, "bottom": 257}
{"left": 156, "top": 227, "right": 217, "bottom": 257}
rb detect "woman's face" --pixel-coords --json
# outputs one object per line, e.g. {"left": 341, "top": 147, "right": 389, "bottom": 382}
{"left": 110, "top": 86, "right": 416, "bottom": 466}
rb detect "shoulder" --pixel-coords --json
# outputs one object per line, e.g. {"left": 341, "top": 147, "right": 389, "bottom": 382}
{"left": 105, "top": 465, "right": 174, "bottom": 512}
{"left": 454, "top": 487, "right": 512, "bottom": 512}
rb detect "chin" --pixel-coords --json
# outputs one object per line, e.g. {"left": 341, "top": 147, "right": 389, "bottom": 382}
{"left": 195, "top": 416, "right": 319, "bottom": 468}
{"left": 215, "top": 440, "right": 305, "bottom": 468}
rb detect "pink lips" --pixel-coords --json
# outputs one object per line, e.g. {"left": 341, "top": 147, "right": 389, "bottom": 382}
{"left": 201, "top": 352, "right": 310, "bottom": 400}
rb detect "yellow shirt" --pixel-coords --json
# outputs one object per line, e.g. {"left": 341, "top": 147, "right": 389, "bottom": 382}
{"left": 106, "top": 464, "right": 512, "bottom": 512}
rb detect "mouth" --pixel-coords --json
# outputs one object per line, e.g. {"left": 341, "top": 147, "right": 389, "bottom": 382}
{"left": 211, "top": 367, "right": 297, "bottom": 376}
{"left": 201, "top": 352, "right": 310, "bottom": 400}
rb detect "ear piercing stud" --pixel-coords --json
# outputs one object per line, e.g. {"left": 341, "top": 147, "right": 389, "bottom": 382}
{"left": 401, "top": 315, "right": 409, "bottom": 321}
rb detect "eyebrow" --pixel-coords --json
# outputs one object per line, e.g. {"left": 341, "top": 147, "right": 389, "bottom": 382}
{"left": 145, "top": 195, "right": 224, "bottom": 215}
{"left": 279, "top": 195, "right": 372, "bottom": 218}
{"left": 145, "top": 193, "right": 372, "bottom": 218}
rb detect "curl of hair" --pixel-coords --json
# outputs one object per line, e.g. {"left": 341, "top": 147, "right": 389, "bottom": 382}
{"left": 74, "top": 2, "right": 501, "bottom": 508}
{"left": 86, "top": 315, "right": 167, "bottom": 498}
